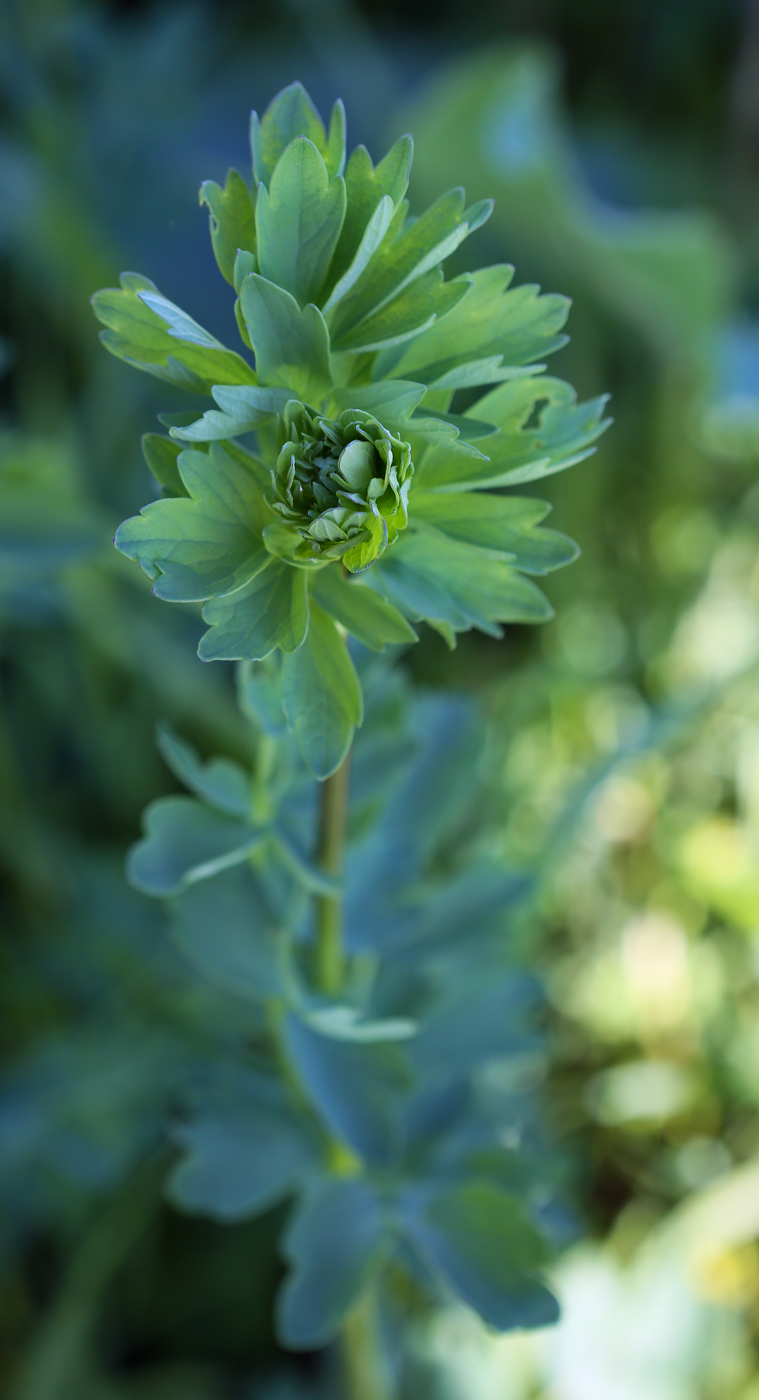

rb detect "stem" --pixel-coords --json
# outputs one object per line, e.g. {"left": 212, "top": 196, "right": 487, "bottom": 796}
{"left": 341, "top": 1288, "right": 393, "bottom": 1400}
{"left": 314, "top": 749, "right": 351, "bottom": 996}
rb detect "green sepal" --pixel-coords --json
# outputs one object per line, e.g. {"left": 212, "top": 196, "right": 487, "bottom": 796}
{"left": 256, "top": 138, "right": 346, "bottom": 307}
{"left": 312, "top": 565, "right": 418, "bottom": 650}
{"left": 199, "top": 168, "right": 257, "bottom": 285}
{"left": 239, "top": 273, "right": 332, "bottom": 401}
{"left": 114, "top": 443, "right": 271, "bottom": 602}
{"left": 141, "top": 433, "right": 188, "bottom": 499}
{"left": 199, "top": 559, "right": 309, "bottom": 661}
{"left": 281, "top": 599, "right": 363, "bottom": 777}
{"left": 91, "top": 273, "right": 255, "bottom": 392}
{"left": 251, "top": 82, "right": 346, "bottom": 188}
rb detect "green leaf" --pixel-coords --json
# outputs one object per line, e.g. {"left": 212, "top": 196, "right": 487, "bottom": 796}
{"left": 127, "top": 796, "right": 267, "bottom": 896}
{"left": 331, "top": 268, "right": 471, "bottom": 355}
{"left": 156, "top": 723, "right": 250, "bottom": 816}
{"left": 283, "top": 1012, "right": 408, "bottom": 1161}
{"left": 413, "top": 377, "right": 611, "bottom": 492}
{"left": 330, "top": 379, "right": 427, "bottom": 422}
{"left": 168, "top": 1076, "right": 315, "bottom": 1221}
{"left": 278, "top": 1180, "right": 388, "bottom": 1349}
{"left": 114, "top": 443, "right": 271, "bottom": 602}
{"left": 386, "top": 265, "right": 570, "bottom": 383}
{"left": 169, "top": 384, "right": 291, "bottom": 444}
{"left": 199, "top": 168, "right": 257, "bottom": 285}
{"left": 240, "top": 273, "right": 332, "bottom": 400}
{"left": 251, "top": 82, "right": 346, "bottom": 187}
{"left": 91, "top": 273, "right": 255, "bottom": 392}
{"left": 322, "top": 194, "right": 395, "bottom": 317}
{"left": 404, "top": 1184, "right": 559, "bottom": 1331}
{"left": 170, "top": 865, "right": 282, "bottom": 1001}
{"left": 199, "top": 559, "right": 309, "bottom": 662}
{"left": 256, "top": 138, "right": 346, "bottom": 307}
{"left": 280, "top": 599, "right": 363, "bottom": 777}
{"left": 413, "top": 492, "right": 580, "bottom": 573}
{"left": 330, "top": 187, "right": 490, "bottom": 346}
{"left": 141, "top": 433, "right": 188, "bottom": 498}
{"left": 373, "top": 530, "right": 553, "bottom": 637}
{"left": 327, "top": 135, "right": 413, "bottom": 293}
{"left": 312, "top": 566, "right": 417, "bottom": 650}
{"left": 237, "top": 656, "right": 288, "bottom": 736}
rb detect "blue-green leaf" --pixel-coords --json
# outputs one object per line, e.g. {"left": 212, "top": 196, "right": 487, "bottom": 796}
{"left": 240, "top": 274, "right": 332, "bottom": 400}
{"left": 168, "top": 1075, "right": 316, "bottom": 1221}
{"left": 327, "top": 136, "right": 413, "bottom": 293}
{"left": 170, "top": 865, "right": 282, "bottom": 1000}
{"left": 413, "top": 492, "right": 579, "bottom": 573}
{"left": 114, "top": 443, "right": 271, "bottom": 602}
{"left": 330, "top": 379, "right": 427, "bottom": 422}
{"left": 169, "top": 384, "right": 291, "bottom": 444}
{"left": 199, "top": 560, "right": 309, "bottom": 662}
{"left": 127, "top": 797, "right": 266, "bottom": 896}
{"left": 256, "top": 138, "right": 346, "bottom": 307}
{"left": 331, "top": 269, "right": 471, "bottom": 355}
{"left": 156, "top": 723, "right": 250, "bottom": 816}
{"left": 200, "top": 168, "right": 257, "bottom": 285}
{"left": 141, "top": 433, "right": 188, "bottom": 498}
{"left": 312, "top": 567, "right": 418, "bottom": 650}
{"left": 92, "top": 274, "right": 255, "bottom": 392}
{"left": 403, "top": 1183, "right": 559, "bottom": 1331}
{"left": 322, "top": 194, "right": 395, "bottom": 317}
{"left": 281, "top": 599, "right": 363, "bottom": 778}
{"left": 251, "top": 82, "right": 345, "bottom": 187}
{"left": 237, "top": 655, "right": 288, "bottom": 736}
{"left": 284, "top": 1012, "right": 409, "bottom": 1162}
{"left": 278, "top": 1179, "right": 388, "bottom": 1349}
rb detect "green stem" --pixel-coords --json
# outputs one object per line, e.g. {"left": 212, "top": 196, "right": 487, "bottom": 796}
{"left": 341, "top": 1288, "right": 393, "bottom": 1400}
{"left": 314, "top": 749, "right": 351, "bottom": 996}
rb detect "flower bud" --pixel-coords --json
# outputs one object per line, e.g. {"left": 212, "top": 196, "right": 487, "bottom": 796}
{"left": 268, "top": 403, "right": 413, "bottom": 573}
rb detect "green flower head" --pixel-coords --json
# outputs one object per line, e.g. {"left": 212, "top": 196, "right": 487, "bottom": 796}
{"left": 270, "top": 404, "right": 412, "bottom": 572}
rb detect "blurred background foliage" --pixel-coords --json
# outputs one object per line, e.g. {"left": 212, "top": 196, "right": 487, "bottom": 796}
{"left": 2, "top": 0, "right": 759, "bottom": 1396}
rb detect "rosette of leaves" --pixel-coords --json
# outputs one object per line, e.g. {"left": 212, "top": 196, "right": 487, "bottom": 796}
{"left": 92, "top": 82, "right": 610, "bottom": 776}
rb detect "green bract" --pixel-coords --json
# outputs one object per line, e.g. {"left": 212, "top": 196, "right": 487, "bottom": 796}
{"left": 269, "top": 403, "right": 412, "bottom": 571}
{"left": 92, "top": 81, "right": 610, "bottom": 773}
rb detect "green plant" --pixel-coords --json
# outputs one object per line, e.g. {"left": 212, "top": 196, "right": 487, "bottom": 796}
{"left": 88, "top": 81, "right": 609, "bottom": 1399}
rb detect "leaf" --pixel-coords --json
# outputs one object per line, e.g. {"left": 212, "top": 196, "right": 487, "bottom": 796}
{"left": 269, "top": 828, "right": 342, "bottom": 897}
{"left": 330, "top": 187, "right": 490, "bottom": 347}
{"left": 199, "top": 560, "right": 309, "bottom": 662}
{"left": 168, "top": 1075, "right": 315, "bottom": 1221}
{"left": 281, "top": 599, "right": 363, "bottom": 778}
{"left": 240, "top": 274, "right": 332, "bottom": 401}
{"left": 283, "top": 1012, "right": 408, "bottom": 1162}
{"left": 414, "top": 377, "right": 611, "bottom": 492}
{"left": 251, "top": 82, "right": 346, "bottom": 187}
{"left": 278, "top": 1179, "right": 388, "bottom": 1349}
{"left": 170, "top": 864, "right": 282, "bottom": 1000}
{"left": 141, "top": 433, "right": 188, "bottom": 498}
{"left": 156, "top": 723, "right": 250, "bottom": 816}
{"left": 411, "top": 974, "right": 539, "bottom": 1072}
{"left": 373, "top": 531, "right": 553, "bottom": 637}
{"left": 127, "top": 797, "right": 267, "bottom": 896}
{"left": 237, "top": 655, "right": 288, "bottom": 737}
{"left": 91, "top": 273, "right": 255, "bottom": 392}
{"left": 403, "top": 1184, "right": 559, "bottom": 1331}
{"left": 330, "top": 379, "right": 427, "bottom": 422}
{"left": 327, "top": 135, "right": 413, "bottom": 293}
{"left": 387, "top": 266, "right": 570, "bottom": 383}
{"left": 114, "top": 443, "right": 271, "bottom": 602}
{"left": 303, "top": 1006, "right": 417, "bottom": 1042}
{"left": 331, "top": 268, "right": 471, "bottom": 355}
{"left": 169, "top": 384, "right": 291, "bottom": 444}
{"left": 322, "top": 194, "right": 395, "bottom": 317}
{"left": 256, "top": 138, "right": 346, "bottom": 307}
{"left": 413, "top": 492, "right": 580, "bottom": 573}
{"left": 312, "top": 567, "right": 418, "bottom": 650}
{"left": 199, "top": 168, "right": 257, "bottom": 285}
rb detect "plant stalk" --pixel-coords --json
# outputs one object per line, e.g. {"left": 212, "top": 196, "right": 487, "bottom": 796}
{"left": 341, "top": 1288, "right": 393, "bottom": 1400}
{"left": 314, "top": 749, "right": 351, "bottom": 996}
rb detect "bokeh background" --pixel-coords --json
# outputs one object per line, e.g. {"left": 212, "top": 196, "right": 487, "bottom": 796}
{"left": 3, "top": 0, "right": 759, "bottom": 1396}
